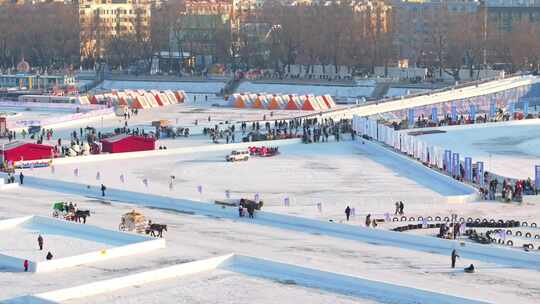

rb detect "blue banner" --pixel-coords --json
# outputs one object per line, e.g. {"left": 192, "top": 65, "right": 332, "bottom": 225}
{"left": 509, "top": 102, "right": 515, "bottom": 117}
{"left": 431, "top": 107, "right": 438, "bottom": 123}
{"left": 445, "top": 150, "right": 452, "bottom": 174}
{"left": 470, "top": 104, "right": 476, "bottom": 122}
{"left": 408, "top": 108, "right": 415, "bottom": 127}
{"left": 465, "top": 157, "right": 472, "bottom": 181}
{"left": 477, "top": 161, "right": 484, "bottom": 186}
{"left": 451, "top": 103, "right": 457, "bottom": 122}
{"left": 452, "top": 153, "right": 460, "bottom": 177}
{"left": 523, "top": 101, "right": 529, "bottom": 117}
{"left": 489, "top": 101, "right": 496, "bottom": 118}
{"left": 536, "top": 165, "right": 540, "bottom": 189}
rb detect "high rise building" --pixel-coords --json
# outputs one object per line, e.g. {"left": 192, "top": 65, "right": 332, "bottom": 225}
{"left": 484, "top": 0, "right": 540, "bottom": 32}
{"left": 79, "top": 0, "right": 151, "bottom": 64}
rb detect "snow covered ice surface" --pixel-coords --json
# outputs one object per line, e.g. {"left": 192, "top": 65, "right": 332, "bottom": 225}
{"left": 0, "top": 224, "right": 109, "bottom": 261}
{"left": 419, "top": 119, "right": 540, "bottom": 179}
{"left": 28, "top": 141, "right": 449, "bottom": 221}
{"left": 64, "top": 270, "right": 369, "bottom": 304}
{"left": 1, "top": 98, "right": 540, "bottom": 303}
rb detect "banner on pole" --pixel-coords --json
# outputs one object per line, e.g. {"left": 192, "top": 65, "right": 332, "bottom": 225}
{"left": 489, "top": 101, "right": 496, "bottom": 118}
{"left": 465, "top": 157, "right": 472, "bottom": 181}
{"left": 452, "top": 153, "right": 460, "bottom": 177}
{"left": 477, "top": 162, "right": 484, "bottom": 186}
{"left": 408, "top": 108, "right": 415, "bottom": 127}
{"left": 444, "top": 150, "right": 452, "bottom": 174}
{"left": 535, "top": 165, "right": 540, "bottom": 189}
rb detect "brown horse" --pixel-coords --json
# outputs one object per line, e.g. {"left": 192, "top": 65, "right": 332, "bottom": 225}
{"left": 145, "top": 224, "right": 167, "bottom": 238}
{"left": 74, "top": 210, "right": 91, "bottom": 224}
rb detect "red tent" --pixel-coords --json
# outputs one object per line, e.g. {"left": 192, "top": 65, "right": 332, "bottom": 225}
{"left": 100, "top": 134, "right": 155, "bottom": 153}
{"left": 286, "top": 95, "right": 299, "bottom": 110}
{"left": 1, "top": 142, "right": 53, "bottom": 162}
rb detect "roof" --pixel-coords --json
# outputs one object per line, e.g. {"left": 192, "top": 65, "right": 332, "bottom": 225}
{"left": 1, "top": 141, "right": 52, "bottom": 151}
{"left": 101, "top": 134, "right": 130, "bottom": 143}
{"left": 101, "top": 134, "right": 155, "bottom": 143}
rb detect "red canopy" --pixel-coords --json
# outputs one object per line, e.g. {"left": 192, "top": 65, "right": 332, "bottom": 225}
{"left": 101, "top": 135, "right": 155, "bottom": 153}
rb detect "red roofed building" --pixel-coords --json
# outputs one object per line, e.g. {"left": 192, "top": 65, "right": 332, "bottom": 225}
{"left": 1, "top": 142, "right": 53, "bottom": 163}
{"left": 100, "top": 134, "right": 156, "bottom": 154}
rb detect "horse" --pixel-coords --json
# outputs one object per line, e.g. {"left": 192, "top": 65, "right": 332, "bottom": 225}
{"left": 74, "top": 210, "right": 91, "bottom": 224}
{"left": 146, "top": 224, "right": 167, "bottom": 238}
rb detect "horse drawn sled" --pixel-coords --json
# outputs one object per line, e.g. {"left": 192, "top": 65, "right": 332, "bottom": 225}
{"left": 119, "top": 210, "right": 167, "bottom": 237}
{"left": 52, "top": 202, "right": 91, "bottom": 223}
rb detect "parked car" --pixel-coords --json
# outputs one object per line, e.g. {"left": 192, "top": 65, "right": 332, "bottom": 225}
{"left": 226, "top": 150, "right": 249, "bottom": 162}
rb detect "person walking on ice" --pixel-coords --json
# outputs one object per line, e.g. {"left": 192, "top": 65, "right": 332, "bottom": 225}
{"left": 345, "top": 206, "right": 351, "bottom": 221}
{"left": 19, "top": 172, "right": 24, "bottom": 185}
{"left": 451, "top": 249, "right": 460, "bottom": 268}
{"left": 101, "top": 184, "right": 106, "bottom": 197}
{"left": 37, "top": 234, "right": 43, "bottom": 251}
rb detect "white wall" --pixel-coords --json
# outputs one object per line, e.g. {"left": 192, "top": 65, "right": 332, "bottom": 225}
{"left": 35, "top": 238, "right": 165, "bottom": 273}
{"left": 0, "top": 216, "right": 32, "bottom": 230}
{"left": 0, "top": 253, "right": 31, "bottom": 273}
{"left": 33, "top": 254, "right": 234, "bottom": 302}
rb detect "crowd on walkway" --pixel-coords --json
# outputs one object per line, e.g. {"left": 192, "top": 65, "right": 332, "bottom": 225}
{"left": 480, "top": 175, "right": 536, "bottom": 202}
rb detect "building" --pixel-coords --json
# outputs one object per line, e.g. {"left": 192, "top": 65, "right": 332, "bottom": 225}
{"left": 0, "top": 58, "right": 75, "bottom": 90}
{"left": 1, "top": 142, "right": 54, "bottom": 163}
{"left": 484, "top": 0, "right": 540, "bottom": 32}
{"left": 0, "top": 74, "right": 75, "bottom": 90}
{"left": 79, "top": 0, "right": 151, "bottom": 64}
{"left": 101, "top": 134, "right": 155, "bottom": 153}
{"left": 391, "top": 0, "right": 480, "bottom": 66}
{"left": 171, "top": 0, "right": 234, "bottom": 69}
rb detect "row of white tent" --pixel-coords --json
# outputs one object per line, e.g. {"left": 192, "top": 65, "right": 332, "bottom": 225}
{"left": 79, "top": 90, "right": 187, "bottom": 109}
{"left": 229, "top": 93, "right": 337, "bottom": 111}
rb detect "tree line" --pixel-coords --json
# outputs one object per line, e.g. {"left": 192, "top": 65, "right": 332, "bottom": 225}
{"left": 1, "top": 1, "right": 539, "bottom": 78}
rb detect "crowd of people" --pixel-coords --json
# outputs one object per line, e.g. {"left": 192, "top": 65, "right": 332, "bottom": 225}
{"left": 480, "top": 175, "right": 536, "bottom": 202}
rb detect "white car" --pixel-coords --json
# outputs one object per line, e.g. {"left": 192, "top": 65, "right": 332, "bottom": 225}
{"left": 226, "top": 150, "right": 250, "bottom": 162}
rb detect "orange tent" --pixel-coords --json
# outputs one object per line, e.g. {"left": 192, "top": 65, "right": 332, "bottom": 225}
{"left": 286, "top": 95, "right": 300, "bottom": 110}
{"left": 268, "top": 96, "right": 282, "bottom": 110}
{"left": 252, "top": 95, "right": 265, "bottom": 109}
{"left": 174, "top": 91, "right": 186, "bottom": 103}
{"left": 233, "top": 95, "right": 246, "bottom": 108}
{"left": 131, "top": 98, "right": 144, "bottom": 109}
{"left": 323, "top": 95, "right": 336, "bottom": 108}
{"left": 302, "top": 97, "right": 318, "bottom": 111}
{"left": 118, "top": 97, "right": 128, "bottom": 106}
{"left": 151, "top": 90, "right": 164, "bottom": 106}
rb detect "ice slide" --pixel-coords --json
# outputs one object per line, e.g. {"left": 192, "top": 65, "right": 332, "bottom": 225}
{"left": 10, "top": 173, "right": 540, "bottom": 270}
{"left": 318, "top": 75, "right": 540, "bottom": 119}
{"left": 353, "top": 140, "right": 476, "bottom": 197}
